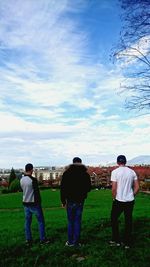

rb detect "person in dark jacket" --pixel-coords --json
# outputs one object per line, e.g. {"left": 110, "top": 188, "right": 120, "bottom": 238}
{"left": 20, "top": 163, "right": 49, "bottom": 246}
{"left": 60, "top": 157, "right": 91, "bottom": 247}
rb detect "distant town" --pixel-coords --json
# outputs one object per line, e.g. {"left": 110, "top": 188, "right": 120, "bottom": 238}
{"left": 0, "top": 164, "right": 150, "bottom": 192}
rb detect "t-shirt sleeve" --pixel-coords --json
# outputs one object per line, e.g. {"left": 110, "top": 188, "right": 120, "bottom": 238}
{"left": 111, "top": 170, "right": 117, "bottom": 182}
{"left": 133, "top": 171, "right": 138, "bottom": 180}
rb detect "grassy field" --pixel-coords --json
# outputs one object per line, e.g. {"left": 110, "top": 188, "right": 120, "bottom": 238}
{"left": 0, "top": 189, "right": 150, "bottom": 267}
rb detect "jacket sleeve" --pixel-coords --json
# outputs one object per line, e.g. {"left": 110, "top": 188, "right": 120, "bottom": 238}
{"left": 86, "top": 173, "right": 92, "bottom": 192}
{"left": 60, "top": 174, "right": 67, "bottom": 205}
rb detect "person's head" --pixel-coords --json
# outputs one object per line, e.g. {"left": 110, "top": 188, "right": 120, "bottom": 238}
{"left": 25, "top": 163, "right": 33, "bottom": 174}
{"left": 117, "top": 155, "right": 127, "bottom": 165}
{"left": 72, "top": 157, "right": 82, "bottom": 164}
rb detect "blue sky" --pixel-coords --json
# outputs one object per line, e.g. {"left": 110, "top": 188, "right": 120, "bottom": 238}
{"left": 0, "top": 0, "right": 149, "bottom": 168}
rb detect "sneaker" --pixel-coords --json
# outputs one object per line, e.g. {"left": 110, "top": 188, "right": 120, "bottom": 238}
{"left": 65, "top": 241, "right": 74, "bottom": 247}
{"left": 124, "top": 245, "right": 130, "bottom": 249}
{"left": 40, "top": 239, "right": 50, "bottom": 245}
{"left": 25, "top": 240, "right": 32, "bottom": 247}
{"left": 108, "top": 240, "right": 121, "bottom": 247}
{"left": 74, "top": 243, "right": 82, "bottom": 247}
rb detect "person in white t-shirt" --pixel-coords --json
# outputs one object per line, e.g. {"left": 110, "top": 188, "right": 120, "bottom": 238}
{"left": 109, "top": 155, "right": 139, "bottom": 248}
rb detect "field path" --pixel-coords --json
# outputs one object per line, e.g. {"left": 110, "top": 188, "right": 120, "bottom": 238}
{"left": 0, "top": 207, "right": 63, "bottom": 212}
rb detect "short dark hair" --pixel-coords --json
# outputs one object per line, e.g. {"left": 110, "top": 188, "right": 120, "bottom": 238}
{"left": 73, "top": 157, "right": 82, "bottom": 163}
{"left": 25, "top": 163, "right": 33, "bottom": 172}
{"left": 117, "top": 155, "right": 126, "bottom": 164}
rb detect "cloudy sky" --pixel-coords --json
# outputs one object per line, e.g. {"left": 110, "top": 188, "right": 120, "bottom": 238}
{"left": 0, "top": 0, "right": 149, "bottom": 168}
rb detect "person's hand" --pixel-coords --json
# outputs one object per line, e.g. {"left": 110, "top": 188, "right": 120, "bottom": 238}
{"left": 61, "top": 203, "right": 66, "bottom": 208}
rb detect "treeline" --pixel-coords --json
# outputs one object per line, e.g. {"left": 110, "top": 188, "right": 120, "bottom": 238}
{"left": 0, "top": 165, "right": 150, "bottom": 194}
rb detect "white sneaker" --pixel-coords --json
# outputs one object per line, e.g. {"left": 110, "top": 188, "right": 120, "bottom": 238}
{"left": 124, "top": 245, "right": 130, "bottom": 249}
{"left": 65, "top": 241, "right": 74, "bottom": 247}
{"left": 108, "top": 240, "right": 121, "bottom": 247}
{"left": 74, "top": 243, "right": 82, "bottom": 247}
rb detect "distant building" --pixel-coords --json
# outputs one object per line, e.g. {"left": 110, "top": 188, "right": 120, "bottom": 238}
{"left": 34, "top": 167, "right": 64, "bottom": 182}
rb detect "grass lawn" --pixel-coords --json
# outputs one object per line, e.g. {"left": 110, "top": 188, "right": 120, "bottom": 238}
{"left": 0, "top": 189, "right": 149, "bottom": 267}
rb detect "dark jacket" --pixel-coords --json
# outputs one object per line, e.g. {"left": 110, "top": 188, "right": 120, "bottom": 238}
{"left": 60, "top": 164, "right": 91, "bottom": 205}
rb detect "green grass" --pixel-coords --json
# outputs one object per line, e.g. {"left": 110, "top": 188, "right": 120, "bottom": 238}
{"left": 0, "top": 189, "right": 150, "bottom": 267}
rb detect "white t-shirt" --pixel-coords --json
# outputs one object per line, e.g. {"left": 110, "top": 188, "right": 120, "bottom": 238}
{"left": 111, "top": 166, "right": 138, "bottom": 202}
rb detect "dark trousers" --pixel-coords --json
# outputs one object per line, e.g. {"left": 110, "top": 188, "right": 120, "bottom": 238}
{"left": 111, "top": 199, "right": 134, "bottom": 245}
{"left": 67, "top": 202, "right": 84, "bottom": 245}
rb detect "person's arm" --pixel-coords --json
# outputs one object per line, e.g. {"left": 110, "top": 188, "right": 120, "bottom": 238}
{"left": 60, "top": 174, "right": 67, "bottom": 207}
{"left": 87, "top": 173, "right": 92, "bottom": 192}
{"left": 133, "top": 179, "right": 139, "bottom": 196}
{"left": 112, "top": 181, "right": 117, "bottom": 200}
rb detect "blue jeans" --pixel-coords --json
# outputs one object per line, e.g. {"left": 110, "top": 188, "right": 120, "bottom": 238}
{"left": 67, "top": 201, "right": 84, "bottom": 245}
{"left": 24, "top": 205, "right": 46, "bottom": 241}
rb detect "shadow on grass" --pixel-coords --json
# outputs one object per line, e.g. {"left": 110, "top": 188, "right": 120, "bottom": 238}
{"left": 0, "top": 217, "right": 150, "bottom": 267}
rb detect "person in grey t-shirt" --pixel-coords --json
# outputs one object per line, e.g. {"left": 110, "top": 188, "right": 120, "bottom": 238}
{"left": 20, "top": 163, "right": 50, "bottom": 246}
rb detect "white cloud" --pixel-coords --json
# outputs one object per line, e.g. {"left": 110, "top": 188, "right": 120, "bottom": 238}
{"left": 122, "top": 114, "right": 150, "bottom": 127}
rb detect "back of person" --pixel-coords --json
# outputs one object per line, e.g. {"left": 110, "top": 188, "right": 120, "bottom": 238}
{"left": 110, "top": 155, "right": 139, "bottom": 248}
{"left": 112, "top": 166, "right": 137, "bottom": 202}
{"left": 20, "top": 163, "right": 49, "bottom": 246}
{"left": 20, "top": 175, "right": 34, "bottom": 204}
{"left": 60, "top": 157, "right": 91, "bottom": 247}
{"left": 62, "top": 164, "right": 91, "bottom": 203}
{"left": 20, "top": 175, "right": 41, "bottom": 206}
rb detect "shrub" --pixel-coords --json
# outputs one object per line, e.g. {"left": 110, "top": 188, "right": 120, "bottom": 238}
{"left": 9, "top": 178, "right": 21, "bottom": 192}
{"left": 1, "top": 188, "right": 10, "bottom": 194}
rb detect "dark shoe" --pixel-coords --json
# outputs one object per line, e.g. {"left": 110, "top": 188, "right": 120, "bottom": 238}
{"left": 65, "top": 241, "right": 74, "bottom": 247}
{"left": 108, "top": 240, "right": 121, "bottom": 247}
{"left": 40, "top": 239, "right": 50, "bottom": 245}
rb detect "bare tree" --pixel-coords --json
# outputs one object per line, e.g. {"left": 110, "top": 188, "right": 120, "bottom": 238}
{"left": 113, "top": 0, "right": 150, "bottom": 111}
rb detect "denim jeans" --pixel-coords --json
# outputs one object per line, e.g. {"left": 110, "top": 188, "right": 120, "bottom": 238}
{"left": 67, "top": 201, "right": 84, "bottom": 245}
{"left": 111, "top": 199, "right": 134, "bottom": 245}
{"left": 24, "top": 205, "right": 46, "bottom": 241}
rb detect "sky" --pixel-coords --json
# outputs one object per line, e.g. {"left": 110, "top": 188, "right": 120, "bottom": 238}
{"left": 0, "top": 0, "right": 150, "bottom": 168}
